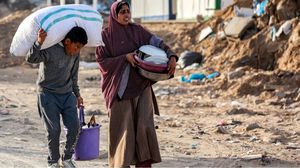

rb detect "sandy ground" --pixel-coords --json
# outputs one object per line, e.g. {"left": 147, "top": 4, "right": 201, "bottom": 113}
{"left": 0, "top": 65, "right": 299, "bottom": 168}
{"left": 1, "top": 0, "right": 300, "bottom": 167}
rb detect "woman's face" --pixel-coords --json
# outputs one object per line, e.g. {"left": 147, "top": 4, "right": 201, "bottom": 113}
{"left": 116, "top": 4, "right": 131, "bottom": 25}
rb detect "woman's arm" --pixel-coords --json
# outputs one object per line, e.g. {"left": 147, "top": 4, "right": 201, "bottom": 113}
{"left": 149, "top": 35, "right": 178, "bottom": 61}
{"left": 149, "top": 35, "right": 178, "bottom": 75}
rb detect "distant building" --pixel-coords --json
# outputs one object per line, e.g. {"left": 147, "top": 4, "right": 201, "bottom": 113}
{"left": 131, "top": 0, "right": 234, "bottom": 21}
{"left": 131, "top": 0, "right": 175, "bottom": 21}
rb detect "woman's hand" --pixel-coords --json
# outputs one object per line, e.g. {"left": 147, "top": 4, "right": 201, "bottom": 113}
{"left": 77, "top": 96, "right": 84, "bottom": 108}
{"left": 167, "top": 56, "right": 176, "bottom": 75}
{"left": 37, "top": 29, "right": 47, "bottom": 45}
{"left": 126, "top": 52, "right": 138, "bottom": 67}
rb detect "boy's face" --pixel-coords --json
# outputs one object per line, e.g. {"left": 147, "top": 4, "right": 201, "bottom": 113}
{"left": 63, "top": 38, "right": 84, "bottom": 56}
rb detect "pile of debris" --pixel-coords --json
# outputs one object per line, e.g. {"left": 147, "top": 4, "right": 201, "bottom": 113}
{"left": 145, "top": 0, "right": 300, "bottom": 106}
{"left": 168, "top": 0, "right": 300, "bottom": 71}
{"left": 0, "top": 9, "right": 31, "bottom": 68}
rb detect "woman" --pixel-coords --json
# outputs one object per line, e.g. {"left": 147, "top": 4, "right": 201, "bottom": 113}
{"left": 96, "top": 1, "right": 178, "bottom": 167}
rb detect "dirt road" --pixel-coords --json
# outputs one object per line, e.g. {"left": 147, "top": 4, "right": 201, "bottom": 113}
{"left": 0, "top": 66, "right": 299, "bottom": 167}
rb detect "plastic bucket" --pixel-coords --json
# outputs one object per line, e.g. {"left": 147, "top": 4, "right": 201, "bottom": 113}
{"left": 65, "top": 106, "right": 101, "bottom": 160}
{"left": 74, "top": 124, "right": 101, "bottom": 160}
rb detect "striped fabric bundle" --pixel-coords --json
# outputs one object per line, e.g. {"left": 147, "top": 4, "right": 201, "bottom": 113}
{"left": 10, "top": 4, "right": 104, "bottom": 57}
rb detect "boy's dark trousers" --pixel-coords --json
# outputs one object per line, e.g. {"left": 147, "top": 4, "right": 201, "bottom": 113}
{"left": 37, "top": 91, "right": 79, "bottom": 164}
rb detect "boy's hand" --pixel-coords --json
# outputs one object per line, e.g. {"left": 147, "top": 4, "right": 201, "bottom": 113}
{"left": 77, "top": 96, "right": 83, "bottom": 108}
{"left": 37, "top": 29, "right": 47, "bottom": 45}
{"left": 167, "top": 56, "right": 176, "bottom": 75}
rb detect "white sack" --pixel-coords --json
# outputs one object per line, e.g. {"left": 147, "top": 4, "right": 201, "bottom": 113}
{"left": 10, "top": 4, "right": 104, "bottom": 57}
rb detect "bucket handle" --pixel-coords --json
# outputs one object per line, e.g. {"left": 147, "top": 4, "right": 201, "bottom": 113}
{"left": 79, "top": 106, "right": 86, "bottom": 127}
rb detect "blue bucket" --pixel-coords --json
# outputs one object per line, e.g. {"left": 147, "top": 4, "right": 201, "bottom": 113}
{"left": 74, "top": 124, "right": 101, "bottom": 160}
{"left": 71, "top": 107, "right": 101, "bottom": 160}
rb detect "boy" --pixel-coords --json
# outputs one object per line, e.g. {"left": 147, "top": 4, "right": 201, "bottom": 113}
{"left": 26, "top": 26, "right": 88, "bottom": 168}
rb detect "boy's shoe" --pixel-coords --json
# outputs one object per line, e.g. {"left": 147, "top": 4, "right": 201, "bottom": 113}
{"left": 47, "top": 162, "right": 60, "bottom": 168}
{"left": 62, "top": 159, "right": 77, "bottom": 168}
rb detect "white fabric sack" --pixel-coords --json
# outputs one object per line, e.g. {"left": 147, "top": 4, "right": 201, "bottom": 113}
{"left": 10, "top": 4, "right": 104, "bottom": 57}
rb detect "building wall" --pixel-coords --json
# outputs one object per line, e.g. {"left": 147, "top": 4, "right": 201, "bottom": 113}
{"left": 177, "top": 0, "right": 234, "bottom": 19}
{"left": 131, "top": 0, "right": 235, "bottom": 21}
{"left": 131, "top": 0, "right": 169, "bottom": 20}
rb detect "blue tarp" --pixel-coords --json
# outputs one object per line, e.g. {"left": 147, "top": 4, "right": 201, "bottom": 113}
{"left": 254, "top": 0, "right": 268, "bottom": 16}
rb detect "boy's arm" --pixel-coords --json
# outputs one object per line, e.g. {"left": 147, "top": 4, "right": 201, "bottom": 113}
{"left": 71, "top": 56, "right": 81, "bottom": 97}
{"left": 25, "top": 42, "right": 49, "bottom": 63}
{"left": 25, "top": 29, "right": 49, "bottom": 63}
{"left": 72, "top": 56, "right": 83, "bottom": 107}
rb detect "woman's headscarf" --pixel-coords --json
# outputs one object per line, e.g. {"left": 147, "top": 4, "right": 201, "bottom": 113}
{"left": 96, "top": 1, "right": 153, "bottom": 109}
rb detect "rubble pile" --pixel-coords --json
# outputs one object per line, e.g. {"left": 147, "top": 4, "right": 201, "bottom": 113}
{"left": 0, "top": 9, "right": 31, "bottom": 68}
{"left": 144, "top": 0, "right": 300, "bottom": 105}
